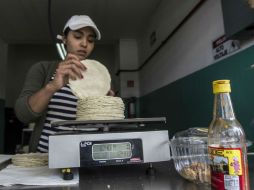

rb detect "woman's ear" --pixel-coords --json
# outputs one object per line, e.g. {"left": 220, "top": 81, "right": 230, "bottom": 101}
{"left": 57, "top": 34, "right": 66, "bottom": 44}
{"left": 62, "top": 35, "right": 67, "bottom": 44}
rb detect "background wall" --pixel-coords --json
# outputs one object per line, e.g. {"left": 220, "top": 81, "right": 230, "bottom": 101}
{"left": 138, "top": 0, "right": 201, "bottom": 66}
{"left": 117, "top": 39, "right": 140, "bottom": 98}
{"left": 0, "top": 39, "right": 8, "bottom": 99}
{"left": 139, "top": 45, "right": 254, "bottom": 149}
{"left": 137, "top": 0, "right": 254, "bottom": 149}
{"left": 138, "top": 0, "right": 224, "bottom": 96}
{"left": 0, "top": 38, "right": 8, "bottom": 153}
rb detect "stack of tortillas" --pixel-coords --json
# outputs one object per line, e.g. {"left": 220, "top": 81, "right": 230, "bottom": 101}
{"left": 12, "top": 153, "right": 48, "bottom": 167}
{"left": 69, "top": 59, "right": 125, "bottom": 120}
{"left": 76, "top": 96, "right": 125, "bottom": 120}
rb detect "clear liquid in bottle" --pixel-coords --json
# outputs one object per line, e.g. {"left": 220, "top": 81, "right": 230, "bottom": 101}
{"left": 208, "top": 80, "right": 249, "bottom": 190}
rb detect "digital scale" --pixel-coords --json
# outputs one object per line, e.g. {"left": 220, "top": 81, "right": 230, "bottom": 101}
{"left": 48, "top": 117, "right": 170, "bottom": 171}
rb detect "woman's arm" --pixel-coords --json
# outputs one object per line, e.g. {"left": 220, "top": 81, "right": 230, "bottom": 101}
{"left": 14, "top": 61, "right": 50, "bottom": 124}
{"left": 15, "top": 54, "right": 85, "bottom": 123}
{"left": 28, "top": 54, "right": 86, "bottom": 113}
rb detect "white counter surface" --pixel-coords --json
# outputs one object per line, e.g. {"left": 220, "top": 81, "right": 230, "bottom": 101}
{"left": 0, "top": 155, "right": 12, "bottom": 164}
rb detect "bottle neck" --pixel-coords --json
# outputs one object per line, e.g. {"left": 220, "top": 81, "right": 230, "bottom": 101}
{"left": 213, "top": 92, "right": 236, "bottom": 119}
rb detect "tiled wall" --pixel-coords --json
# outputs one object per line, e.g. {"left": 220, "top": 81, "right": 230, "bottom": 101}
{"left": 139, "top": 45, "right": 254, "bottom": 148}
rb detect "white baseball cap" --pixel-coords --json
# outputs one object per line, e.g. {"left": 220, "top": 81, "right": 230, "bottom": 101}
{"left": 63, "top": 15, "right": 101, "bottom": 40}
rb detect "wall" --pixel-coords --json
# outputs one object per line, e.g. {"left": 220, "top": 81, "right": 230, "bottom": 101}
{"left": 137, "top": 0, "right": 254, "bottom": 148}
{"left": 138, "top": 0, "right": 224, "bottom": 96}
{"left": 138, "top": 0, "right": 200, "bottom": 66}
{"left": 0, "top": 39, "right": 8, "bottom": 99}
{"left": 0, "top": 38, "right": 8, "bottom": 153}
{"left": 117, "top": 39, "right": 140, "bottom": 98}
{"left": 139, "top": 44, "right": 254, "bottom": 146}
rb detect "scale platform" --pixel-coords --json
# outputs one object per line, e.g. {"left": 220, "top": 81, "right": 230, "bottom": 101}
{"left": 48, "top": 117, "right": 170, "bottom": 169}
{"left": 51, "top": 117, "right": 166, "bottom": 132}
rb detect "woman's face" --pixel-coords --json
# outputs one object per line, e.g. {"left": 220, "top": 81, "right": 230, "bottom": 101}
{"left": 64, "top": 27, "right": 95, "bottom": 60}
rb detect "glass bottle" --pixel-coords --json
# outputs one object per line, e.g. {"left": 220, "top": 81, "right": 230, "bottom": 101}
{"left": 208, "top": 80, "right": 249, "bottom": 190}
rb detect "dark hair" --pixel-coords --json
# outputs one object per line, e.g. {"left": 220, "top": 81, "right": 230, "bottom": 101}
{"left": 64, "top": 27, "right": 71, "bottom": 37}
{"left": 62, "top": 27, "right": 71, "bottom": 49}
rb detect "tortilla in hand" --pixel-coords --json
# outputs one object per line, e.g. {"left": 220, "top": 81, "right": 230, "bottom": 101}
{"left": 69, "top": 59, "right": 111, "bottom": 98}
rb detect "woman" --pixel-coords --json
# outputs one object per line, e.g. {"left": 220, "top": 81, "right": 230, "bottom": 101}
{"left": 15, "top": 15, "right": 112, "bottom": 153}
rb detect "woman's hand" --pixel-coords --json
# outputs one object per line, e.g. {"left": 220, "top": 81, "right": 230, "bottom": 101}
{"left": 48, "top": 53, "right": 86, "bottom": 91}
{"left": 27, "top": 54, "right": 86, "bottom": 114}
{"left": 107, "top": 89, "right": 115, "bottom": 96}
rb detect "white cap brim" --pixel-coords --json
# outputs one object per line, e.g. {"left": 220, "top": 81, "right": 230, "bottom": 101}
{"left": 63, "top": 15, "right": 101, "bottom": 40}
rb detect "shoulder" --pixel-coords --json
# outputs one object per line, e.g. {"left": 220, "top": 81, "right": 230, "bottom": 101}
{"left": 33, "top": 60, "right": 59, "bottom": 70}
{"left": 29, "top": 60, "right": 59, "bottom": 74}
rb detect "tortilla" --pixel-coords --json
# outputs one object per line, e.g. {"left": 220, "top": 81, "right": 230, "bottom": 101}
{"left": 69, "top": 59, "right": 111, "bottom": 98}
{"left": 76, "top": 96, "right": 125, "bottom": 120}
{"left": 12, "top": 153, "right": 48, "bottom": 167}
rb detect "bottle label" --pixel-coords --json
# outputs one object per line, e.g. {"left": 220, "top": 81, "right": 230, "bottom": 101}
{"left": 208, "top": 147, "right": 246, "bottom": 190}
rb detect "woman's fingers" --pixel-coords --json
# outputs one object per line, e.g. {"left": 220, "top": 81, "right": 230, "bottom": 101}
{"left": 62, "top": 64, "right": 83, "bottom": 79}
{"left": 107, "top": 90, "right": 115, "bottom": 96}
{"left": 56, "top": 53, "right": 87, "bottom": 86}
{"left": 61, "top": 68, "right": 79, "bottom": 81}
{"left": 52, "top": 56, "right": 86, "bottom": 90}
{"left": 65, "top": 53, "right": 86, "bottom": 70}
{"left": 60, "top": 60, "right": 86, "bottom": 79}
{"left": 65, "top": 53, "right": 80, "bottom": 61}
{"left": 56, "top": 66, "right": 78, "bottom": 81}
{"left": 69, "top": 59, "right": 86, "bottom": 71}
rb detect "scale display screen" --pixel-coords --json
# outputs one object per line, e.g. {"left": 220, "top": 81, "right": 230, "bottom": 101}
{"left": 80, "top": 139, "right": 143, "bottom": 166}
{"left": 92, "top": 142, "right": 132, "bottom": 160}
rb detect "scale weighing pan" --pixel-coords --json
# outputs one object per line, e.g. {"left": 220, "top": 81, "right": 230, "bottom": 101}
{"left": 51, "top": 117, "right": 166, "bottom": 131}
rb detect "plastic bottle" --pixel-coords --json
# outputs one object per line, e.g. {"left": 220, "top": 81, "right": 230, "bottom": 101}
{"left": 208, "top": 80, "right": 249, "bottom": 190}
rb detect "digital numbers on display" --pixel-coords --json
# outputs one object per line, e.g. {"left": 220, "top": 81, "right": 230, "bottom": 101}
{"left": 92, "top": 142, "right": 132, "bottom": 160}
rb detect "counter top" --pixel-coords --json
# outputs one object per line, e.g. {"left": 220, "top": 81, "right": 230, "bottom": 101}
{"left": 1, "top": 156, "right": 253, "bottom": 190}
{"left": 78, "top": 161, "right": 210, "bottom": 190}
{"left": 0, "top": 155, "right": 12, "bottom": 164}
